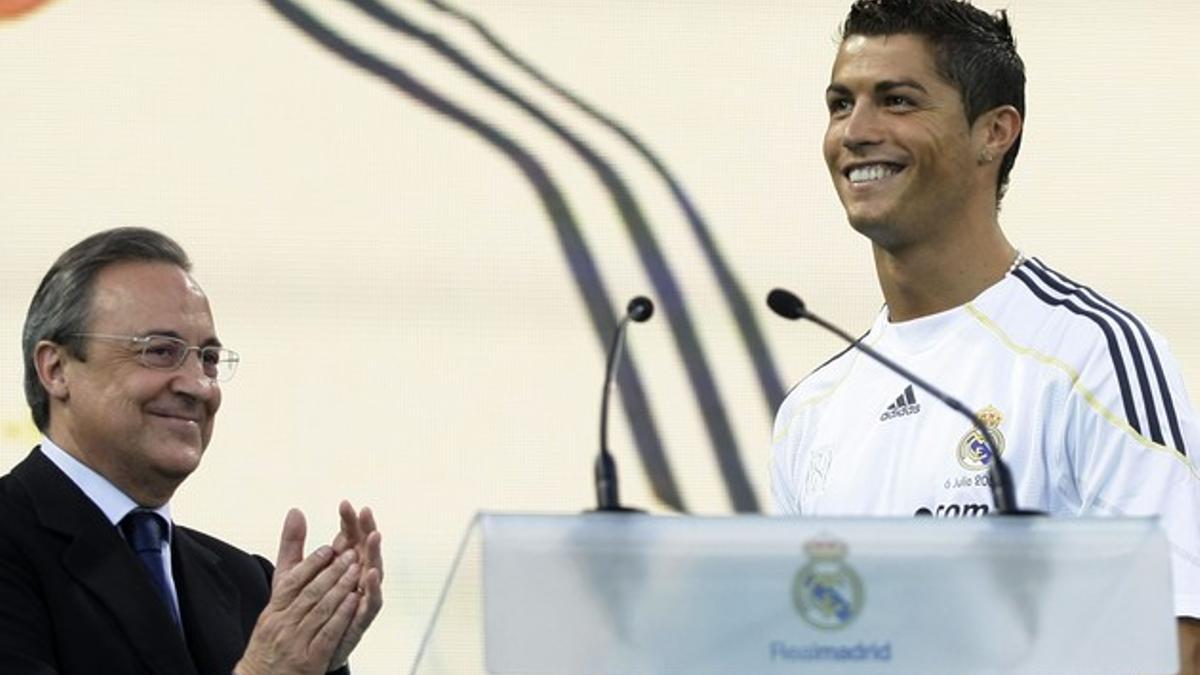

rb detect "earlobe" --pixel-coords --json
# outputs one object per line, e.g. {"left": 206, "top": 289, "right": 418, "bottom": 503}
{"left": 34, "top": 341, "right": 70, "bottom": 402}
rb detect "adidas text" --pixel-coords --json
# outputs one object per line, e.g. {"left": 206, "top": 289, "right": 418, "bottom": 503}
{"left": 879, "top": 404, "right": 921, "bottom": 421}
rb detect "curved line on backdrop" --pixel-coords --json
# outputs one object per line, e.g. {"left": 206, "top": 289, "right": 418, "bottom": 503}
{"left": 346, "top": 0, "right": 760, "bottom": 512}
{"left": 427, "top": 0, "right": 788, "bottom": 417}
{"left": 264, "top": 0, "right": 687, "bottom": 512}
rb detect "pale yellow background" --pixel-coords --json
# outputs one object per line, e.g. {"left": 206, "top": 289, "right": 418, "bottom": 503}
{"left": 2, "top": 1, "right": 1198, "bottom": 670}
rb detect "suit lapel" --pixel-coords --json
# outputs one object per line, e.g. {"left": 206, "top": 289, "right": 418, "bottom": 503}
{"left": 15, "top": 449, "right": 199, "bottom": 675}
{"left": 174, "top": 528, "right": 248, "bottom": 673}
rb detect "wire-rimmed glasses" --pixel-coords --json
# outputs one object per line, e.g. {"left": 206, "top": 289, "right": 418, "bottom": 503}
{"left": 69, "top": 333, "right": 240, "bottom": 382}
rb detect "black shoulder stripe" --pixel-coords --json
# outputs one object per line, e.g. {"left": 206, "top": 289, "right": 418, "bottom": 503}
{"left": 1030, "top": 259, "right": 1186, "bottom": 455}
{"left": 782, "top": 331, "right": 867, "bottom": 400}
{"left": 1023, "top": 261, "right": 1165, "bottom": 447}
{"left": 1011, "top": 267, "right": 1144, "bottom": 438}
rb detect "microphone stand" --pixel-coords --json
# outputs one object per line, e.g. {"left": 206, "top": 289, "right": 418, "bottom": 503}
{"left": 592, "top": 297, "right": 653, "bottom": 513}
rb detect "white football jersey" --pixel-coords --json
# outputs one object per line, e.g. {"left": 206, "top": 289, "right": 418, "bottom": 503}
{"left": 771, "top": 258, "right": 1200, "bottom": 617}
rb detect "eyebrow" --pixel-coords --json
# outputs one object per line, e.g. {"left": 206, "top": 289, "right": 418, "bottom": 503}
{"left": 142, "top": 330, "right": 223, "bottom": 349}
{"left": 825, "top": 79, "right": 929, "bottom": 97}
{"left": 878, "top": 79, "right": 928, "bottom": 94}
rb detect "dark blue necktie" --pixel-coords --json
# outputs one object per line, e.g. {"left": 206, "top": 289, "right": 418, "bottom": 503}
{"left": 119, "top": 509, "right": 181, "bottom": 626}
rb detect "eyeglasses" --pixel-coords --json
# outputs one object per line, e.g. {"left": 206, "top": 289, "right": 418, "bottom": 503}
{"left": 70, "top": 333, "right": 240, "bottom": 382}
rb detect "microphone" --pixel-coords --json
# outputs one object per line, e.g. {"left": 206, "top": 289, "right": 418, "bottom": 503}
{"left": 766, "top": 288, "right": 1036, "bottom": 516}
{"left": 594, "top": 296, "right": 654, "bottom": 512}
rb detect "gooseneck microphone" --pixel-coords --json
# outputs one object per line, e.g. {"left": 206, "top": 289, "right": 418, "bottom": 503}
{"left": 594, "top": 296, "right": 654, "bottom": 512}
{"left": 767, "top": 288, "right": 1036, "bottom": 516}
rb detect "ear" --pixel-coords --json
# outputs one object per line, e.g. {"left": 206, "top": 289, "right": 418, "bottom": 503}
{"left": 34, "top": 340, "right": 71, "bottom": 403}
{"left": 974, "top": 105, "right": 1023, "bottom": 166}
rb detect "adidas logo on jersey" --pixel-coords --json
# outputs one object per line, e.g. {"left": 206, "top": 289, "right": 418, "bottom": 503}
{"left": 879, "top": 384, "right": 921, "bottom": 421}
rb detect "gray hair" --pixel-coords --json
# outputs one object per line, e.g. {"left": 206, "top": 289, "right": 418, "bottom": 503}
{"left": 23, "top": 227, "right": 191, "bottom": 431}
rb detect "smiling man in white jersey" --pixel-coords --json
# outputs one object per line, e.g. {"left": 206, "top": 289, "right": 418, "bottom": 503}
{"left": 769, "top": 0, "right": 1200, "bottom": 670}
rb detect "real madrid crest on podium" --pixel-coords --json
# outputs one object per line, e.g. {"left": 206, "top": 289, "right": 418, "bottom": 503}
{"left": 792, "top": 538, "right": 864, "bottom": 630}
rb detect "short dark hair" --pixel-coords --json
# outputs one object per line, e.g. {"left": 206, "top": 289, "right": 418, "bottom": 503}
{"left": 22, "top": 227, "right": 191, "bottom": 431}
{"left": 841, "top": 0, "right": 1026, "bottom": 200}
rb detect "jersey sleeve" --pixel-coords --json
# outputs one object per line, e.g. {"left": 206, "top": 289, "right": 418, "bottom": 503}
{"left": 770, "top": 395, "right": 803, "bottom": 516}
{"left": 1064, "top": 331, "right": 1200, "bottom": 618}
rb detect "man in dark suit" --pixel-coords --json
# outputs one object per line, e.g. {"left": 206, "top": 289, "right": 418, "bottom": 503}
{"left": 0, "top": 227, "right": 383, "bottom": 674}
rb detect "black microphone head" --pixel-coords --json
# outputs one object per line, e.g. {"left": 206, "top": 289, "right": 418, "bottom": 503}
{"left": 627, "top": 296, "right": 654, "bottom": 322}
{"left": 767, "top": 288, "right": 806, "bottom": 320}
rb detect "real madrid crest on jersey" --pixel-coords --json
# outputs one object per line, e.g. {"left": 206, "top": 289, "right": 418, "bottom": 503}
{"left": 956, "top": 405, "right": 1005, "bottom": 471}
{"left": 792, "top": 538, "right": 864, "bottom": 630}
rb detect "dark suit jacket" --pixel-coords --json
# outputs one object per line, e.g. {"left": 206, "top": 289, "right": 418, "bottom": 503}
{"left": 0, "top": 448, "right": 348, "bottom": 675}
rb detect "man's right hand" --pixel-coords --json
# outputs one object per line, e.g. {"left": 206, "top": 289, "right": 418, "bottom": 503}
{"left": 235, "top": 509, "right": 360, "bottom": 675}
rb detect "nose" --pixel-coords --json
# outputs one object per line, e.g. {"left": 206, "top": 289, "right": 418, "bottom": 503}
{"left": 171, "top": 351, "right": 221, "bottom": 403}
{"left": 840, "top": 101, "right": 883, "bottom": 151}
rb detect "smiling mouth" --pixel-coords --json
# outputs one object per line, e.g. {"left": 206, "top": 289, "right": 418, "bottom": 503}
{"left": 846, "top": 163, "right": 905, "bottom": 185}
{"left": 149, "top": 411, "right": 201, "bottom": 425}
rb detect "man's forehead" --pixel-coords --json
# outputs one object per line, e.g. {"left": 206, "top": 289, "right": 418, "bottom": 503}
{"left": 842, "top": 34, "right": 872, "bottom": 55}
{"left": 829, "top": 33, "right": 941, "bottom": 87}
{"left": 92, "top": 260, "right": 202, "bottom": 293}
{"left": 88, "top": 261, "right": 214, "bottom": 331}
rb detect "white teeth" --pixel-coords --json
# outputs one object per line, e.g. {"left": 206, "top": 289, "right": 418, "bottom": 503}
{"left": 848, "top": 164, "right": 901, "bottom": 184}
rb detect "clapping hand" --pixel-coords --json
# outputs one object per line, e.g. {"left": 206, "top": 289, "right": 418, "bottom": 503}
{"left": 327, "top": 500, "right": 384, "bottom": 671}
{"left": 235, "top": 503, "right": 383, "bottom": 675}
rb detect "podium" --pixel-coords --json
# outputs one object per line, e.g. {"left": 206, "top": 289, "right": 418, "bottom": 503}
{"left": 410, "top": 513, "right": 1178, "bottom": 674}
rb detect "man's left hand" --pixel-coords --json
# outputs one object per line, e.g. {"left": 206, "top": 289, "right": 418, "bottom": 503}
{"left": 327, "top": 500, "right": 384, "bottom": 671}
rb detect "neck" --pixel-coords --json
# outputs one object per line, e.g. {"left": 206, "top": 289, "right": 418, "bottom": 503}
{"left": 46, "top": 424, "right": 177, "bottom": 508}
{"left": 873, "top": 221, "right": 1017, "bottom": 322}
